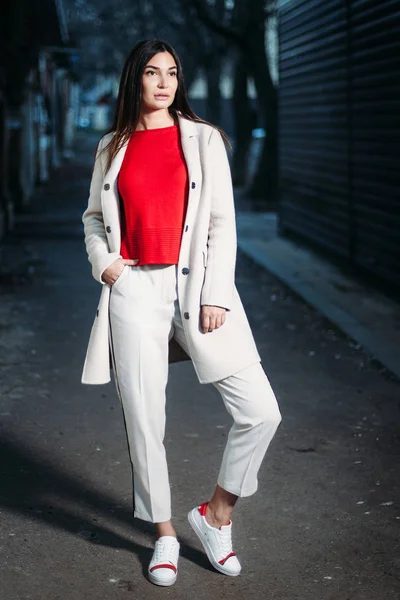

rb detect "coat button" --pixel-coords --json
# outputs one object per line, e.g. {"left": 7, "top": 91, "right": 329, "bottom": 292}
{"left": 191, "top": 182, "right": 196, "bottom": 189}
{"left": 106, "top": 226, "right": 111, "bottom": 233}
{"left": 182, "top": 267, "right": 189, "bottom": 275}
{"left": 104, "top": 183, "right": 110, "bottom": 190}
{"left": 184, "top": 311, "right": 190, "bottom": 319}
{"left": 185, "top": 225, "right": 188, "bottom": 232}
{"left": 96, "top": 309, "right": 99, "bottom": 317}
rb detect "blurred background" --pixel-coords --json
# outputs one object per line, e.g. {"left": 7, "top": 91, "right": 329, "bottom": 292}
{"left": 1, "top": 0, "right": 399, "bottom": 293}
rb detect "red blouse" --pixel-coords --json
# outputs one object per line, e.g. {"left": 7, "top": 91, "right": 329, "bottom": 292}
{"left": 117, "top": 124, "right": 189, "bottom": 265}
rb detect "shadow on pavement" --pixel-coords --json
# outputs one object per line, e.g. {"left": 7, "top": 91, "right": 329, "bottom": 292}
{"left": 0, "top": 430, "right": 213, "bottom": 577}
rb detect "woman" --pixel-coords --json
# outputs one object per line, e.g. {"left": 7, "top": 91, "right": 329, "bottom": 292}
{"left": 81, "top": 39, "right": 282, "bottom": 587}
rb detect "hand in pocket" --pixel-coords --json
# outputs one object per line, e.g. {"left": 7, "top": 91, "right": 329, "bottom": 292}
{"left": 101, "top": 258, "right": 139, "bottom": 286}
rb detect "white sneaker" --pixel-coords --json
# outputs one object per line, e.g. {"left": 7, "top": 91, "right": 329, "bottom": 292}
{"left": 148, "top": 535, "right": 180, "bottom": 586}
{"left": 188, "top": 502, "right": 241, "bottom": 576}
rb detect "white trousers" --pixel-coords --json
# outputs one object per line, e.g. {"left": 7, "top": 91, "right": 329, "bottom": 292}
{"left": 108, "top": 263, "right": 282, "bottom": 523}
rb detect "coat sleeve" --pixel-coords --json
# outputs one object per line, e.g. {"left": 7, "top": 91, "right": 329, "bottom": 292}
{"left": 200, "top": 128, "right": 237, "bottom": 311}
{"left": 82, "top": 136, "right": 122, "bottom": 284}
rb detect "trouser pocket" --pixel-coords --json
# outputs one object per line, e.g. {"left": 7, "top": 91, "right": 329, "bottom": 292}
{"left": 111, "top": 265, "right": 129, "bottom": 292}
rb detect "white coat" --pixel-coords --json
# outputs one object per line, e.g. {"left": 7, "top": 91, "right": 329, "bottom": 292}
{"left": 81, "top": 111, "right": 261, "bottom": 385}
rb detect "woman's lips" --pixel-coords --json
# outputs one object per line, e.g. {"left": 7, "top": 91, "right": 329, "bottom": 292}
{"left": 155, "top": 95, "right": 169, "bottom": 99}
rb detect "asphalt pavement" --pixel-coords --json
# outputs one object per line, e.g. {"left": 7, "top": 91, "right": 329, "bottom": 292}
{"left": 0, "top": 131, "right": 399, "bottom": 600}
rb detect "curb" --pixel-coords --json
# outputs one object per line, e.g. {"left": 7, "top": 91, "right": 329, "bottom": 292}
{"left": 237, "top": 238, "right": 400, "bottom": 381}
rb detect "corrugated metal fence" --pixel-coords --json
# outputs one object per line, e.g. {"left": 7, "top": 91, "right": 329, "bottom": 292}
{"left": 278, "top": 0, "right": 400, "bottom": 289}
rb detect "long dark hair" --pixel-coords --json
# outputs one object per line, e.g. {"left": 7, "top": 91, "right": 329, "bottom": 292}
{"left": 101, "top": 39, "right": 231, "bottom": 172}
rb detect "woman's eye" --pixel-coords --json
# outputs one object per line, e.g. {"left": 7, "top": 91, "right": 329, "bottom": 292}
{"left": 144, "top": 70, "right": 176, "bottom": 76}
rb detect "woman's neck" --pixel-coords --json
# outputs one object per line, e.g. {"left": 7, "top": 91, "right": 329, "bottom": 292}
{"left": 136, "top": 111, "right": 176, "bottom": 131}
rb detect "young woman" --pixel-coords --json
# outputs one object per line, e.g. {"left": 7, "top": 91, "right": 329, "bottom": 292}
{"left": 81, "top": 39, "right": 282, "bottom": 587}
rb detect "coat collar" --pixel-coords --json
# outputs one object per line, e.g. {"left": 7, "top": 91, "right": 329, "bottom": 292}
{"left": 103, "top": 111, "right": 198, "bottom": 187}
{"left": 101, "top": 111, "right": 202, "bottom": 255}
{"left": 177, "top": 112, "right": 198, "bottom": 138}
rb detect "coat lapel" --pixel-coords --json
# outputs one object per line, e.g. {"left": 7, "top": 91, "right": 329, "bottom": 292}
{"left": 101, "top": 112, "right": 201, "bottom": 253}
{"left": 103, "top": 112, "right": 199, "bottom": 192}
{"left": 177, "top": 113, "right": 202, "bottom": 216}
{"left": 103, "top": 137, "right": 129, "bottom": 190}
{"left": 101, "top": 137, "right": 129, "bottom": 252}
{"left": 177, "top": 112, "right": 197, "bottom": 180}
{"left": 104, "top": 112, "right": 198, "bottom": 184}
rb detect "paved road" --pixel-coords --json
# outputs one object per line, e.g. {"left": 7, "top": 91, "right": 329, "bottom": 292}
{"left": 0, "top": 133, "right": 399, "bottom": 600}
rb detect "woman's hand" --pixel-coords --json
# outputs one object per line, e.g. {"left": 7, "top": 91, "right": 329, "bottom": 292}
{"left": 101, "top": 258, "right": 139, "bottom": 286}
{"left": 200, "top": 305, "right": 227, "bottom": 333}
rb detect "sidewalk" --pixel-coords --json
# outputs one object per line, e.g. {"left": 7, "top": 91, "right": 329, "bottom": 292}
{"left": 236, "top": 210, "right": 400, "bottom": 381}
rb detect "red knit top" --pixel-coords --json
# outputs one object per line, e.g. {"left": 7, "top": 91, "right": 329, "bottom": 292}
{"left": 117, "top": 123, "right": 189, "bottom": 265}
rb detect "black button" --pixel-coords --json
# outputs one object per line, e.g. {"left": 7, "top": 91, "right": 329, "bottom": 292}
{"left": 185, "top": 225, "right": 188, "bottom": 232}
{"left": 182, "top": 267, "right": 189, "bottom": 275}
{"left": 184, "top": 311, "right": 190, "bottom": 320}
{"left": 104, "top": 183, "right": 110, "bottom": 190}
{"left": 191, "top": 182, "right": 196, "bottom": 189}
{"left": 106, "top": 226, "right": 111, "bottom": 233}
{"left": 96, "top": 309, "right": 99, "bottom": 317}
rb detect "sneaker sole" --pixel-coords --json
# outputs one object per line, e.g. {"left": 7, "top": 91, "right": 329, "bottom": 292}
{"left": 148, "top": 571, "right": 177, "bottom": 586}
{"left": 187, "top": 509, "right": 241, "bottom": 577}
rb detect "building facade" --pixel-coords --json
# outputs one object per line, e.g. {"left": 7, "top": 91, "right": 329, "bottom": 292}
{"left": 278, "top": 0, "right": 400, "bottom": 291}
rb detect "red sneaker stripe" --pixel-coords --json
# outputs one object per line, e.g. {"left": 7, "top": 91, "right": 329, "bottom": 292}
{"left": 149, "top": 563, "right": 177, "bottom": 573}
{"left": 198, "top": 502, "right": 208, "bottom": 516}
{"left": 219, "top": 552, "right": 236, "bottom": 565}
{"left": 198, "top": 502, "right": 231, "bottom": 527}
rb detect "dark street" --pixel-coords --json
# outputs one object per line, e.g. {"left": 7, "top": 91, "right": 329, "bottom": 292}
{"left": 0, "top": 133, "right": 399, "bottom": 599}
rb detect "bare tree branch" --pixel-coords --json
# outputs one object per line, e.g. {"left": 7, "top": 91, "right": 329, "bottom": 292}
{"left": 191, "top": 0, "right": 243, "bottom": 44}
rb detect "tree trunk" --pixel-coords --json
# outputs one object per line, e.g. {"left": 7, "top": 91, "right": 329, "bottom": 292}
{"left": 231, "top": 51, "right": 253, "bottom": 187}
{"left": 181, "top": 52, "right": 199, "bottom": 96}
{"left": 0, "top": 95, "right": 12, "bottom": 238}
{"left": 204, "top": 55, "right": 222, "bottom": 125}
{"left": 244, "top": 21, "right": 278, "bottom": 210}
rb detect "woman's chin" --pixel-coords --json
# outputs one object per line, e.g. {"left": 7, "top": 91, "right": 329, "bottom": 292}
{"left": 144, "top": 99, "right": 174, "bottom": 111}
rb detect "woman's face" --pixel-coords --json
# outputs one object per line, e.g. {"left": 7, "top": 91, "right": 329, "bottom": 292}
{"left": 141, "top": 51, "right": 178, "bottom": 112}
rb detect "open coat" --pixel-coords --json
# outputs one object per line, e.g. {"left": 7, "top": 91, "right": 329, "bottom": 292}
{"left": 81, "top": 112, "right": 261, "bottom": 385}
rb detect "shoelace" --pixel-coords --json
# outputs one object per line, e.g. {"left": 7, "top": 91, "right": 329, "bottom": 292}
{"left": 154, "top": 540, "right": 176, "bottom": 564}
{"left": 218, "top": 527, "right": 233, "bottom": 556}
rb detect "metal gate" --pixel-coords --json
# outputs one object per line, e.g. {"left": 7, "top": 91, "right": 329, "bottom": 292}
{"left": 278, "top": 0, "right": 400, "bottom": 289}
